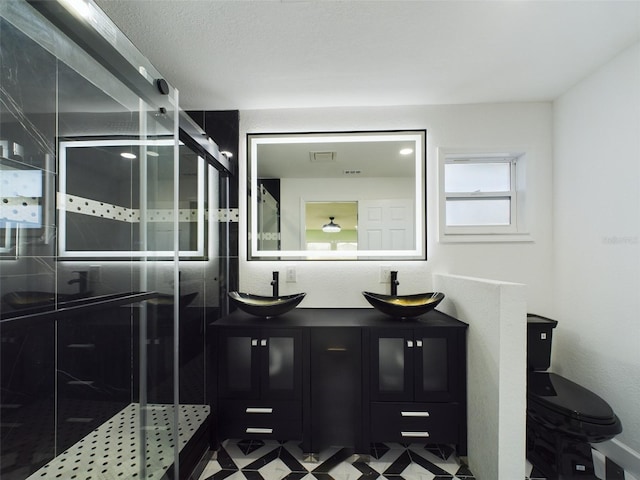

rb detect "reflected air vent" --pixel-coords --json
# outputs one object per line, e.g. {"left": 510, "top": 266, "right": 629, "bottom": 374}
{"left": 309, "top": 151, "right": 337, "bottom": 163}
{"left": 343, "top": 169, "right": 362, "bottom": 175}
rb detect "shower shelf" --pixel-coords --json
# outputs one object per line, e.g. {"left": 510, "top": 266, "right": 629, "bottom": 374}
{"left": 0, "top": 291, "right": 161, "bottom": 324}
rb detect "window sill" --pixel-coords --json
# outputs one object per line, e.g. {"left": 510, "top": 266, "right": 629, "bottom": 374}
{"left": 439, "top": 232, "right": 534, "bottom": 244}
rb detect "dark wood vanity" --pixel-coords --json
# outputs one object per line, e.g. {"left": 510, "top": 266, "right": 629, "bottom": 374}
{"left": 210, "top": 308, "right": 468, "bottom": 456}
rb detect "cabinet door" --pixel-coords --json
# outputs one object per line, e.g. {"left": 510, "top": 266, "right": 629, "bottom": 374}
{"left": 370, "top": 329, "right": 414, "bottom": 401}
{"left": 310, "top": 328, "right": 362, "bottom": 452}
{"left": 414, "top": 329, "right": 460, "bottom": 402}
{"left": 218, "top": 328, "right": 260, "bottom": 399}
{"left": 259, "top": 329, "right": 302, "bottom": 400}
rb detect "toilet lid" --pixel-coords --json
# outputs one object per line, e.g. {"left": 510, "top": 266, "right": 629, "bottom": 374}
{"left": 528, "top": 372, "right": 616, "bottom": 424}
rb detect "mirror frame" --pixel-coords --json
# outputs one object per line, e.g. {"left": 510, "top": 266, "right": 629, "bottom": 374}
{"left": 247, "top": 130, "right": 426, "bottom": 260}
{"left": 58, "top": 138, "right": 207, "bottom": 259}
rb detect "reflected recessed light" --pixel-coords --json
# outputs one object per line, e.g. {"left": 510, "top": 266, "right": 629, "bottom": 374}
{"left": 146, "top": 151, "right": 159, "bottom": 157}
{"left": 399, "top": 148, "right": 414, "bottom": 155}
{"left": 120, "top": 152, "right": 136, "bottom": 159}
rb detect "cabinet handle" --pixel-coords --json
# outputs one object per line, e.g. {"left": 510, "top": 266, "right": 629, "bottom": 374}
{"left": 246, "top": 407, "right": 273, "bottom": 414}
{"left": 407, "top": 340, "right": 414, "bottom": 348}
{"left": 401, "top": 431, "right": 430, "bottom": 438}
{"left": 67, "top": 344, "right": 95, "bottom": 349}
{"left": 246, "top": 427, "right": 273, "bottom": 434}
{"left": 416, "top": 340, "right": 423, "bottom": 347}
{"left": 401, "top": 411, "right": 430, "bottom": 417}
{"left": 251, "top": 339, "right": 258, "bottom": 347}
{"left": 260, "top": 339, "right": 267, "bottom": 347}
{"left": 326, "top": 347, "right": 347, "bottom": 352}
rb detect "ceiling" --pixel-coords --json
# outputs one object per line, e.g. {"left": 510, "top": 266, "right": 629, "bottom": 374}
{"left": 93, "top": 0, "right": 640, "bottom": 111}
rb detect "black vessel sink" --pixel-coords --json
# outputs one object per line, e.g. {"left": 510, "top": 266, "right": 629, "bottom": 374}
{"left": 228, "top": 291, "right": 306, "bottom": 318}
{"left": 362, "top": 291, "right": 445, "bottom": 319}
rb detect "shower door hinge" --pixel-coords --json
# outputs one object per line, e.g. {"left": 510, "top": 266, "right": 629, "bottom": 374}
{"left": 216, "top": 208, "right": 239, "bottom": 223}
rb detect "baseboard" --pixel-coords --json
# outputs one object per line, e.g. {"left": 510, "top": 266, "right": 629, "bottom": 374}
{"left": 594, "top": 438, "right": 640, "bottom": 477}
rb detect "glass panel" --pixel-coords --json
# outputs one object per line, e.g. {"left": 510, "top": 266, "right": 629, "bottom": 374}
{"left": 445, "top": 162, "right": 511, "bottom": 193}
{"left": 446, "top": 198, "right": 511, "bottom": 226}
{"left": 268, "top": 337, "right": 294, "bottom": 391}
{"left": 227, "top": 337, "right": 253, "bottom": 391}
{"left": 1, "top": 6, "right": 68, "bottom": 477}
{"left": 378, "top": 338, "right": 404, "bottom": 392}
{"left": 421, "top": 337, "right": 448, "bottom": 392}
{"left": 1, "top": 2, "right": 183, "bottom": 478}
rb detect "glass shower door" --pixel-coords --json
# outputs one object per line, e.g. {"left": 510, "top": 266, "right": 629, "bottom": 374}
{"left": 0, "top": 1, "right": 183, "bottom": 479}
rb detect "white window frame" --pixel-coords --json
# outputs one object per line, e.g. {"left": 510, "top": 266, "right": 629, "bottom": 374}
{"left": 438, "top": 148, "right": 533, "bottom": 243}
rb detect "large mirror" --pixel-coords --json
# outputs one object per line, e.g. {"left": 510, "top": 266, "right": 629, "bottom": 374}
{"left": 59, "top": 138, "right": 208, "bottom": 259}
{"left": 248, "top": 130, "right": 426, "bottom": 260}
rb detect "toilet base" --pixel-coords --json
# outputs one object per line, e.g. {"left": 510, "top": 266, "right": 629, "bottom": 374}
{"left": 527, "top": 419, "right": 598, "bottom": 480}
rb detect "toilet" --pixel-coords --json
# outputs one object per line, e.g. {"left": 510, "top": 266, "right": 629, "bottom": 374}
{"left": 526, "top": 314, "right": 622, "bottom": 479}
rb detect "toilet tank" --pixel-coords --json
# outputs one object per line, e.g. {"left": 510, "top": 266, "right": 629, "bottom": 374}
{"left": 527, "top": 314, "right": 558, "bottom": 371}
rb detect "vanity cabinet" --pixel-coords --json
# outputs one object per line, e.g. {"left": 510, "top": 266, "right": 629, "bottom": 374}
{"left": 211, "top": 309, "right": 467, "bottom": 456}
{"left": 215, "top": 327, "right": 304, "bottom": 440}
{"left": 368, "top": 327, "right": 466, "bottom": 453}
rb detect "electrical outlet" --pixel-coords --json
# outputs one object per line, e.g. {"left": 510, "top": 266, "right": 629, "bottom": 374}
{"left": 286, "top": 266, "right": 297, "bottom": 283}
{"left": 380, "top": 266, "right": 391, "bottom": 283}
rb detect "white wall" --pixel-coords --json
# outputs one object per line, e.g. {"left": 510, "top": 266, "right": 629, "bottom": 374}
{"left": 434, "top": 273, "right": 526, "bottom": 480}
{"left": 239, "top": 103, "right": 554, "bottom": 311}
{"left": 553, "top": 42, "right": 640, "bottom": 468}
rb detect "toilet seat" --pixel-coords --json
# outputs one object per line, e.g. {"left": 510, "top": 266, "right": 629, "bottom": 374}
{"left": 527, "top": 372, "right": 622, "bottom": 441}
{"left": 528, "top": 372, "right": 615, "bottom": 423}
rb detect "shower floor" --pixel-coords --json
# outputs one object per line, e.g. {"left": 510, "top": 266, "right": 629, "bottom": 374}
{"left": 26, "top": 402, "right": 210, "bottom": 480}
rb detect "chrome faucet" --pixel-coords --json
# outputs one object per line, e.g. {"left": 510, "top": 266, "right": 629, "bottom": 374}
{"left": 271, "top": 271, "right": 279, "bottom": 297}
{"left": 68, "top": 271, "right": 88, "bottom": 294}
{"left": 390, "top": 270, "right": 399, "bottom": 296}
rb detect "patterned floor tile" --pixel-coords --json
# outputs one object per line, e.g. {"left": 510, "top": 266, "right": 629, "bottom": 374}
{"left": 201, "top": 439, "right": 639, "bottom": 480}
{"left": 199, "top": 441, "right": 473, "bottom": 480}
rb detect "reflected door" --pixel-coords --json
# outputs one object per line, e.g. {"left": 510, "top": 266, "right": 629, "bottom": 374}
{"left": 358, "top": 199, "right": 414, "bottom": 250}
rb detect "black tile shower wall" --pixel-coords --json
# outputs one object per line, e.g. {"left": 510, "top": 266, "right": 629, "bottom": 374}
{"left": 188, "top": 110, "right": 240, "bottom": 297}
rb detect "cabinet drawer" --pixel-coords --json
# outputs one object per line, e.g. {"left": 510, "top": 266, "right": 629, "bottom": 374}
{"left": 220, "top": 400, "right": 301, "bottom": 421}
{"left": 220, "top": 417, "right": 302, "bottom": 440}
{"left": 371, "top": 403, "right": 460, "bottom": 443}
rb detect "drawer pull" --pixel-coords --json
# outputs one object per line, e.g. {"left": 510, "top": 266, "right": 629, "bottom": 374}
{"left": 401, "top": 431, "right": 430, "bottom": 438}
{"left": 246, "top": 427, "right": 273, "bottom": 434}
{"left": 401, "top": 411, "right": 430, "bottom": 417}
{"left": 326, "top": 347, "right": 347, "bottom": 352}
{"left": 246, "top": 407, "right": 273, "bottom": 414}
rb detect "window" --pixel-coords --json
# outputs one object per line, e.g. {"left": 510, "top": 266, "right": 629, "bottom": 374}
{"left": 439, "top": 150, "right": 531, "bottom": 242}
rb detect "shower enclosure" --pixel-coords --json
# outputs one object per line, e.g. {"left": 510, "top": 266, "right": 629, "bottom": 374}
{"left": 0, "top": 1, "right": 231, "bottom": 478}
